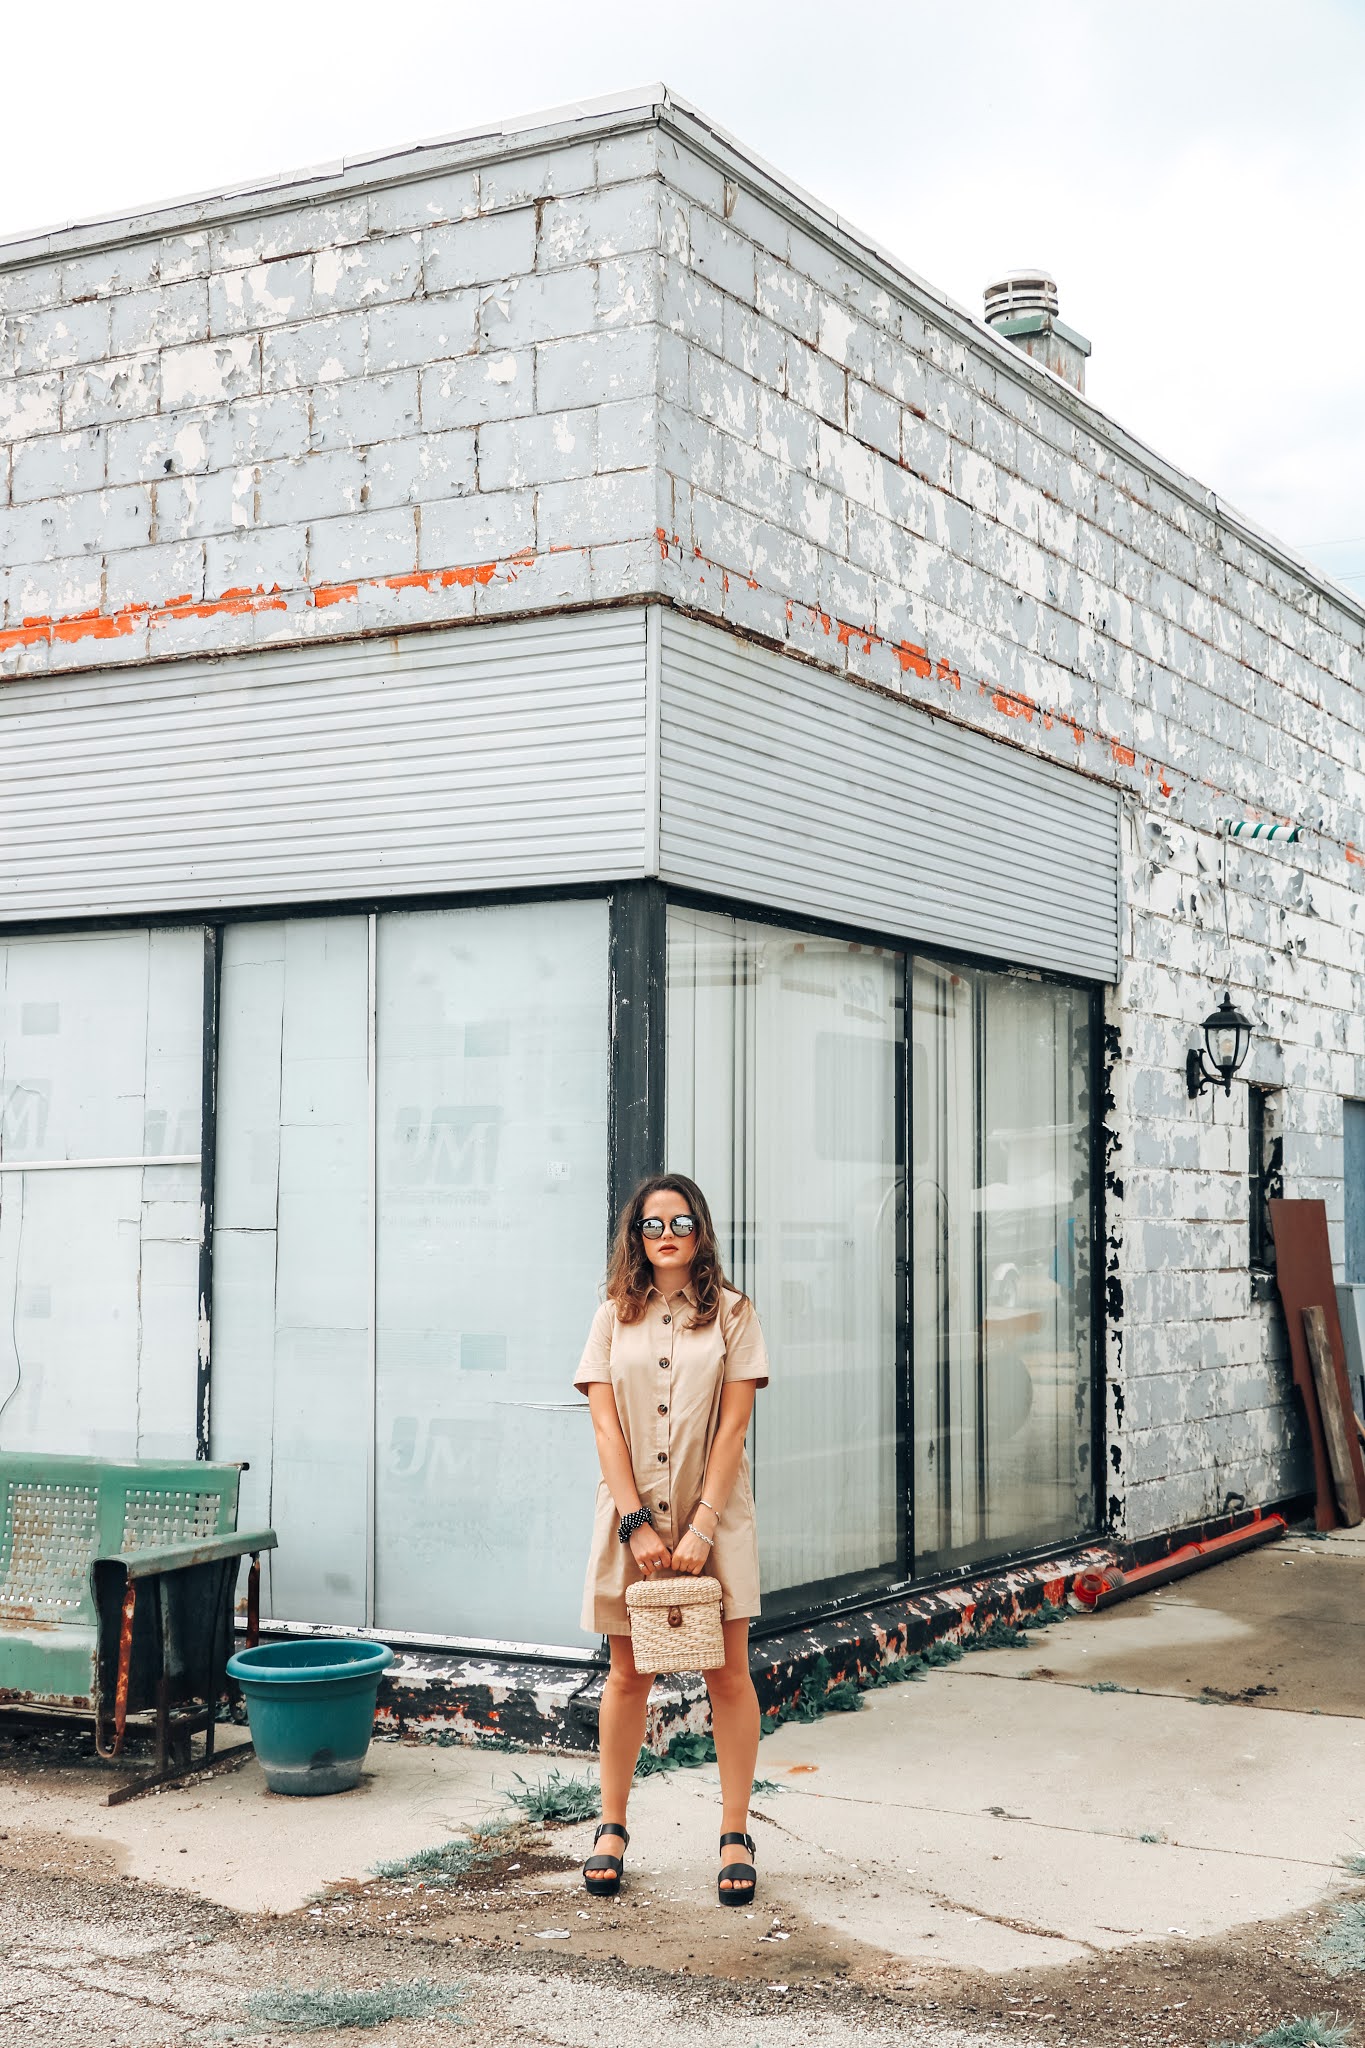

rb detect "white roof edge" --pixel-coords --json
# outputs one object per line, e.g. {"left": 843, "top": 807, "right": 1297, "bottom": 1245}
{"left": 0, "top": 83, "right": 1359, "bottom": 632}
{"left": 0, "top": 86, "right": 674, "bottom": 259}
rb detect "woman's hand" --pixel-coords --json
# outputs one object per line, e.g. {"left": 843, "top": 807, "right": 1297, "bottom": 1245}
{"left": 629, "top": 1523, "right": 673, "bottom": 1575}
{"left": 669, "top": 1526, "right": 711, "bottom": 1576}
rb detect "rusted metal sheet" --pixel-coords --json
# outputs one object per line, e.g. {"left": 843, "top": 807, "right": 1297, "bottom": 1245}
{"left": 1270, "top": 1199, "right": 1365, "bottom": 1529}
{"left": 1303, "top": 1307, "right": 1363, "bottom": 1526}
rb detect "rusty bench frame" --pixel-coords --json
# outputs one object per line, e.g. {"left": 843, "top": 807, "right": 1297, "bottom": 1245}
{"left": 0, "top": 1454, "right": 277, "bottom": 1802}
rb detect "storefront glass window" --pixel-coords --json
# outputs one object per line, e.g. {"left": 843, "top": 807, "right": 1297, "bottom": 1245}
{"left": 666, "top": 906, "right": 905, "bottom": 1609}
{"left": 212, "top": 901, "right": 608, "bottom": 1646}
{"left": 374, "top": 900, "right": 608, "bottom": 1643}
{"left": 212, "top": 918, "right": 372, "bottom": 1626}
{"left": 911, "top": 961, "right": 1093, "bottom": 1570}
{"left": 0, "top": 929, "right": 203, "bottom": 1459}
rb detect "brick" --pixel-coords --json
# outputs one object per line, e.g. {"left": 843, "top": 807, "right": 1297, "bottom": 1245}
{"left": 478, "top": 141, "right": 597, "bottom": 213}
{"left": 7, "top": 484, "right": 150, "bottom": 564}
{"left": 209, "top": 200, "right": 369, "bottom": 270}
{"left": 424, "top": 209, "right": 537, "bottom": 292}
{"left": 0, "top": 370, "right": 61, "bottom": 440}
{"left": 309, "top": 372, "right": 420, "bottom": 451}
{"left": 14, "top": 299, "right": 110, "bottom": 374}
{"left": 310, "top": 236, "right": 422, "bottom": 314}
{"left": 54, "top": 245, "right": 154, "bottom": 303}
{"left": 722, "top": 301, "right": 784, "bottom": 391}
{"left": 420, "top": 352, "right": 533, "bottom": 430}
{"left": 480, "top": 267, "right": 597, "bottom": 351}
{"left": 209, "top": 257, "right": 314, "bottom": 336}
{"left": 596, "top": 253, "right": 661, "bottom": 329}
{"left": 63, "top": 350, "right": 158, "bottom": 425}
{"left": 418, "top": 489, "right": 534, "bottom": 569}
{"left": 308, "top": 506, "right": 417, "bottom": 583}
{"left": 539, "top": 182, "right": 657, "bottom": 269}
{"left": 203, "top": 523, "right": 307, "bottom": 597}
{"left": 104, "top": 539, "right": 204, "bottom": 610}
{"left": 368, "top": 292, "right": 476, "bottom": 372}
{"left": 688, "top": 210, "right": 755, "bottom": 304}
{"left": 688, "top": 351, "right": 757, "bottom": 441}
{"left": 363, "top": 428, "right": 476, "bottom": 508}
{"left": 155, "top": 468, "right": 257, "bottom": 541}
{"left": 848, "top": 379, "right": 900, "bottom": 464}
{"left": 11, "top": 428, "right": 106, "bottom": 503}
{"left": 367, "top": 170, "right": 478, "bottom": 236}
{"left": 161, "top": 338, "right": 257, "bottom": 408}
{"left": 260, "top": 315, "right": 365, "bottom": 392}
{"left": 478, "top": 409, "right": 597, "bottom": 491}
{"left": 535, "top": 327, "right": 654, "bottom": 411}
{"left": 256, "top": 449, "right": 366, "bottom": 526}
{"left": 203, "top": 391, "right": 312, "bottom": 469}
{"left": 536, "top": 468, "right": 655, "bottom": 549}
{"left": 111, "top": 280, "right": 209, "bottom": 356}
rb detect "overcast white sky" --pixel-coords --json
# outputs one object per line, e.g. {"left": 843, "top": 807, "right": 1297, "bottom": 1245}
{"left": 6, "top": 1, "right": 1364, "bottom": 595}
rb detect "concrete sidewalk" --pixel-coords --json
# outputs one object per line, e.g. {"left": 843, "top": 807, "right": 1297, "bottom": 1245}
{"left": 0, "top": 1526, "right": 1362, "bottom": 2041}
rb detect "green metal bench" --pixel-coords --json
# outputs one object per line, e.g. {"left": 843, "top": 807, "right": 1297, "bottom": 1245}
{"left": 0, "top": 1452, "right": 276, "bottom": 1798}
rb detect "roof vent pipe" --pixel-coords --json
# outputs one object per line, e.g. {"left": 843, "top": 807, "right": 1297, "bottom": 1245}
{"left": 984, "top": 269, "right": 1090, "bottom": 393}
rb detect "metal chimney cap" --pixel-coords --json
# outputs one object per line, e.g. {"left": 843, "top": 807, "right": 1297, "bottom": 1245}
{"left": 984, "top": 271, "right": 1059, "bottom": 325}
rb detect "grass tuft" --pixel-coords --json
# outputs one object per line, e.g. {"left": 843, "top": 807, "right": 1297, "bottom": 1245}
{"left": 967, "top": 1618, "right": 1032, "bottom": 1650}
{"left": 503, "top": 1768, "right": 601, "bottom": 1826}
{"left": 369, "top": 1819, "right": 522, "bottom": 1888}
{"left": 1018, "top": 1598, "right": 1069, "bottom": 1629}
{"left": 921, "top": 1637, "right": 965, "bottom": 1667}
{"left": 1211, "top": 2019, "right": 1352, "bottom": 2048}
{"left": 243, "top": 1979, "right": 465, "bottom": 2032}
{"left": 1341, "top": 1854, "right": 1365, "bottom": 1878}
{"left": 1319, "top": 1901, "right": 1365, "bottom": 1974}
{"left": 751, "top": 1777, "right": 785, "bottom": 1796}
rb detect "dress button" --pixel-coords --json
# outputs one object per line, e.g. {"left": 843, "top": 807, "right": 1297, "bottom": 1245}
{"left": 663, "top": 1314, "right": 671, "bottom": 1324}
{"left": 657, "top": 1452, "right": 667, "bottom": 1463}
{"left": 658, "top": 1501, "right": 668, "bottom": 1512}
{"left": 657, "top": 1403, "right": 667, "bottom": 1415}
{"left": 658, "top": 1358, "right": 669, "bottom": 1369}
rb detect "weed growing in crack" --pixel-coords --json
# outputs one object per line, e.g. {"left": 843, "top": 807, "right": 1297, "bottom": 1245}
{"left": 369, "top": 1819, "right": 524, "bottom": 1887}
{"left": 965, "top": 1618, "right": 1032, "bottom": 1650}
{"left": 503, "top": 1768, "right": 601, "bottom": 1826}
{"left": 1318, "top": 1901, "right": 1365, "bottom": 1974}
{"left": 1210, "top": 2018, "right": 1351, "bottom": 2048}
{"left": 242, "top": 1979, "right": 465, "bottom": 2032}
{"left": 1340, "top": 1854, "right": 1365, "bottom": 1878}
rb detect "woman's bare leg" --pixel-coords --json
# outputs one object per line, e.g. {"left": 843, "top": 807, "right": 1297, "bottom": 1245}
{"left": 704, "top": 1619, "right": 760, "bottom": 1889}
{"left": 595, "top": 1633, "right": 652, "bottom": 1860}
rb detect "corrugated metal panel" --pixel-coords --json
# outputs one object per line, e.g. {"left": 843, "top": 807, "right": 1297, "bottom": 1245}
{"left": 0, "top": 610, "right": 648, "bottom": 917}
{"left": 658, "top": 611, "right": 1120, "bottom": 981}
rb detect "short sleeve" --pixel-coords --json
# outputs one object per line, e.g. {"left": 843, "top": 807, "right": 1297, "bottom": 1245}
{"left": 721, "top": 1292, "right": 769, "bottom": 1389}
{"left": 573, "top": 1300, "right": 615, "bottom": 1395}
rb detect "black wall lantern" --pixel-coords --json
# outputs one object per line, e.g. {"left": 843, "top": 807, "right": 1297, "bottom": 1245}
{"left": 1186, "top": 991, "right": 1253, "bottom": 1098}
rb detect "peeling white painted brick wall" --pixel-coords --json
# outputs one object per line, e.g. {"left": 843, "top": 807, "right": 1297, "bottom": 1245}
{"left": 2, "top": 109, "right": 1361, "bottom": 1542}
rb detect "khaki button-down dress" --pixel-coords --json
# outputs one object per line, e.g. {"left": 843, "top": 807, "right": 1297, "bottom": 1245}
{"left": 574, "top": 1282, "right": 769, "bottom": 1636}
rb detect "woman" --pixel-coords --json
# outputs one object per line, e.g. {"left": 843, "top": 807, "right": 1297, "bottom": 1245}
{"left": 573, "top": 1172, "right": 768, "bottom": 1908}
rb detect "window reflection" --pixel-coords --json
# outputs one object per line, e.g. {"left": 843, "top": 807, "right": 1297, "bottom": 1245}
{"left": 912, "top": 962, "right": 1093, "bottom": 1568}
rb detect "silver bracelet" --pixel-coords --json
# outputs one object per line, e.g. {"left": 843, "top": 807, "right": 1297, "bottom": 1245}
{"left": 687, "top": 1521, "right": 714, "bottom": 1548}
{"left": 698, "top": 1497, "right": 720, "bottom": 1519}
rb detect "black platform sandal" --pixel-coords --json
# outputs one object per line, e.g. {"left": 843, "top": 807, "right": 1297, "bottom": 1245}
{"left": 582, "top": 1822, "right": 629, "bottom": 1898}
{"left": 718, "top": 1830, "right": 757, "bottom": 1907}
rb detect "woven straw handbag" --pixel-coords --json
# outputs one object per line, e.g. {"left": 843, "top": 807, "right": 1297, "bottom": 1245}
{"left": 625, "top": 1574, "right": 725, "bottom": 1673}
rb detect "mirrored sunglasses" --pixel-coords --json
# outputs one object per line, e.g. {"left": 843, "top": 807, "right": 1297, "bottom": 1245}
{"left": 638, "top": 1215, "right": 696, "bottom": 1239}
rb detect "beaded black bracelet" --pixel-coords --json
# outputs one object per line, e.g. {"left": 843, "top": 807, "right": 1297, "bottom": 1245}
{"left": 617, "top": 1505, "right": 654, "bottom": 1545}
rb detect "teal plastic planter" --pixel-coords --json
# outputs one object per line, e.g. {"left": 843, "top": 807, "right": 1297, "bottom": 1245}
{"left": 226, "top": 1638, "right": 394, "bottom": 1796}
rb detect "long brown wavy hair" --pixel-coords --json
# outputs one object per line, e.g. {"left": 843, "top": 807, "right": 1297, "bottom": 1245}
{"left": 605, "top": 1172, "right": 736, "bottom": 1328}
